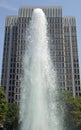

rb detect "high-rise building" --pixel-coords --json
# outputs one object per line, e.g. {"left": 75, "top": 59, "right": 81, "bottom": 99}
{"left": 1, "top": 7, "right": 81, "bottom": 104}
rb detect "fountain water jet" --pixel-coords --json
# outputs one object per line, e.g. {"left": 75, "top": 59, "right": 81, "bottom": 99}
{"left": 20, "top": 8, "right": 64, "bottom": 130}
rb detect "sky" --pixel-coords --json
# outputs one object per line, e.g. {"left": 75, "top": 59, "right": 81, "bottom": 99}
{"left": 0, "top": 0, "right": 81, "bottom": 80}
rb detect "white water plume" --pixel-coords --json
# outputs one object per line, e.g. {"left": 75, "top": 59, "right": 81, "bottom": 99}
{"left": 20, "top": 8, "right": 64, "bottom": 130}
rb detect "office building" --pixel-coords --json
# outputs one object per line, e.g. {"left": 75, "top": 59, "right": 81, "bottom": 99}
{"left": 1, "top": 7, "right": 81, "bottom": 104}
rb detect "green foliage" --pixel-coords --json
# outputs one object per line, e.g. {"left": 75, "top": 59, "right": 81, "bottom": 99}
{"left": 5, "top": 103, "right": 19, "bottom": 130}
{"left": 60, "top": 91, "right": 81, "bottom": 130}
{"left": 1, "top": 86, "right": 81, "bottom": 130}
{"left": 0, "top": 87, "right": 8, "bottom": 122}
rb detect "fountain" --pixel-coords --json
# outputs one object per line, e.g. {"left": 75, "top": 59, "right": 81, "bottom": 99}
{"left": 20, "top": 8, "right": 64, "bottom": 130}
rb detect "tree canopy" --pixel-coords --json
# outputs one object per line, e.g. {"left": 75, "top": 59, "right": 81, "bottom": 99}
{"left": 5, "top": 103, "right": 19, "bottom": 130}
{"left": 60, "top": 91, "right": 81, "bottom": 130}
{"left": 0, "top": 87, "right": 8, "bottom": 122}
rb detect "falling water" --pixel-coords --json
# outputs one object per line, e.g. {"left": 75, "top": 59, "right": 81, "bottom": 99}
{"left": 20, "top": 8, "right": 64, "bottom": 130}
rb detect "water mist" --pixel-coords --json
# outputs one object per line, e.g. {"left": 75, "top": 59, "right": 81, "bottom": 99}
{"left": 20, "top": 8, "right": 64, "bottom": 130}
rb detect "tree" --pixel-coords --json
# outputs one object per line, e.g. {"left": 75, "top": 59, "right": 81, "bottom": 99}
{"left": 60, "top": 91, "right": 81, "bottom": 130}
{"left": 0, "top": 87, "right": 8, "bottom": 123}
{"left": 70, "top": 97, "right": 81, "bottom": 130}
{"left": 5, "top": 103, "right": 19, "bottom": 130}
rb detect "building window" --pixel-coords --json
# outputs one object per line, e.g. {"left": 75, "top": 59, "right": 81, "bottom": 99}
{"left": 79, "top": 93, "right": 81, "bottom": 97}
{"left": 76, "top": 93, "right": 78, "bottom": 96}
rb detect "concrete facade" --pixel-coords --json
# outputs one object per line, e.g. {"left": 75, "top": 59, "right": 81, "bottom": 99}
{"left": 1, "top": 7, "right": 81, "bottom": 104}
